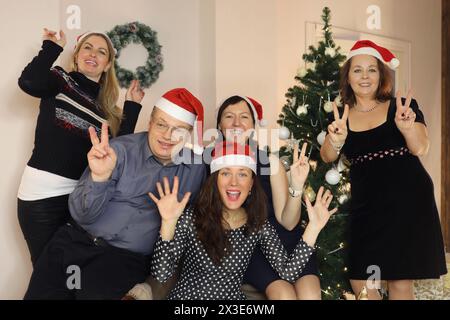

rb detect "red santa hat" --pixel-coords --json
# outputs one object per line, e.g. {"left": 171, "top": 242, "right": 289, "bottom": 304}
{"left": 240, "top": 96, "right": 267, "bottom": 127}
{"left": 347, "top": 40, "right": 400, "bottom": 70}
{"left": 210, "top": 141, "right": 257, "bottom": 174}
{"left": 155, "top": 88, "right": 204, "bottom": 154}
{"left": 75, "top": 31, "right": 117, "bottom": 55}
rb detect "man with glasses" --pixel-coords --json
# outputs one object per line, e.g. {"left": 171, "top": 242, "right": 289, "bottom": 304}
{"left": 24, "top": 88, "right": 207, "bottom": 299}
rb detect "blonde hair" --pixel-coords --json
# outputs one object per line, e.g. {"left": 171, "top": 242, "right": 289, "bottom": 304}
{"left": 70, "top": 33, "right": 122, "bottom": 137}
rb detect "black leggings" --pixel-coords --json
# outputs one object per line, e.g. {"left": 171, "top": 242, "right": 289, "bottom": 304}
{"left": 17, "top": 194, "right": 71, "bottom": 266}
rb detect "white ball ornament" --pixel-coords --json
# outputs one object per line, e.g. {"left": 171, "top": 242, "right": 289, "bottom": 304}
{"left": 317, "top": 131, "right": 327, "bottom": 146}
{"left": 325, "top": 168, "right": 341, "bottom": 185}
{"left": 296, "top": 105, "right": 308, "bottom": 116}
{"left": 279, "top": 126, "right": 291, "bottom": 140}
{"left": 325, "top": 47, "right": 336, "bottom": 57}
{"left": 323, "top": 101, "right": 333, "bottom": 113}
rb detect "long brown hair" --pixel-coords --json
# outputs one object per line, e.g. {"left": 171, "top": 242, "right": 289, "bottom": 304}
{"left": 194, "top": 171, "right": 267, "bottom": 265}
{"left": 339, "top": 57, "right": 393, "bottom": 107}
{"left": 70, "top": 33, "right": 122, "bottom": 136}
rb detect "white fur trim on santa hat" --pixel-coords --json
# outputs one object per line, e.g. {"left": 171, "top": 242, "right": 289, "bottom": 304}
{"left": 155, "top": 97, "right": 196, "bottom": 126}
{"left": 210, "top": 154, "right": 257, "bottom": 174}
{"left": 347, "top": 47, "right": 384, "bottom": 62}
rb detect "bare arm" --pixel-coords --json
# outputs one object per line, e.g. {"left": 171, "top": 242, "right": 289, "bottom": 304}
{"left": 271, "top": 142, "right": 310, "bottom": 231}
{"left": 394, "top": 91, "right": 429, "bottom": 156}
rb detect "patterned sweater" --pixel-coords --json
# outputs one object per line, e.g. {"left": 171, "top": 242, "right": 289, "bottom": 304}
{"left": 18, "top": 40, "right": 141, "bottom": 180}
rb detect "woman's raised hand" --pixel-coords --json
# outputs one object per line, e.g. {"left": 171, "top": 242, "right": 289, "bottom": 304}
{"left": 42, "top": 28, "right": 66, "bottom": 48}
{"left": 126, "top": 80, "right": 145, "bottom": 104}
{"left": 148, "top": 176, "right": 191, "bottom": 223}
{"left": 304, "top": 186, "right": 338, "bottom": 231}
{"left": 395, "top": 90, "right": 416, "bottom": 131}
{"left": 289, "top": 142, "right": 310, "bottom": 191}
{"left": 327, "top": 102, "right": 349, "bottom": 150}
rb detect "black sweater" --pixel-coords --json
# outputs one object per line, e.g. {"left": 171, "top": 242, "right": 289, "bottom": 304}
{"left": 18, "top": 40, "right": 142, "bottom": 180}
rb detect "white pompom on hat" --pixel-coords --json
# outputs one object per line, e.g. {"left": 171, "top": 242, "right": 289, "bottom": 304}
{"left": 347, "top": 40, "right": 400, "bottom": 70}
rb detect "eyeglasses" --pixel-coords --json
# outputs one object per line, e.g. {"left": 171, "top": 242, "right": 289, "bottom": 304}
{"left": 151, "top": 118, "right": 191, "bottom": 139}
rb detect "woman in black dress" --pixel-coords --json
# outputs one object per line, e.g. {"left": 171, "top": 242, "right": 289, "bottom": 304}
{"left": 150, "top": 141, "right": 336, "bottom": 300}
{"left": 320, "top": 40, "right": 447, "bottom": 299}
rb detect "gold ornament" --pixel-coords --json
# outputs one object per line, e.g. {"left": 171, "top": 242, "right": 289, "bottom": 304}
{"left": 304, "top": 185, "right": 316, "bottom": 202}
{"left": 309, "top": 160, "right": 318, "bottom": 171}
{"left": 357, "top": 286, "right": 369, "bottom": 300}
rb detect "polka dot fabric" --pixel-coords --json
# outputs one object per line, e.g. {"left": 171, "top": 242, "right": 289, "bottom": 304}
{"left": 151, "top": 208, "right": 315, "bottom": 300}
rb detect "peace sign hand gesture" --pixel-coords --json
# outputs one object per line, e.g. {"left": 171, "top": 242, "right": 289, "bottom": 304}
{"left": 289, "top": 142, "right": 310, "bottom": 191}
{"left": 87, "top": 122, "right": 117, "bottom": 182}
{"left": 395, "top": 90, "right": 416, "bottom": 131}
{"left": 42, "top": 28, "right": 66, "bottom": 48}
{"left": 327, "top": 103, "right": 349, "bottom": 150}
{"left": 148, "top": 176, "right": 191, "bottom": 223}
{"left": 304, "top": 186, "right": 338, "bottom": 232}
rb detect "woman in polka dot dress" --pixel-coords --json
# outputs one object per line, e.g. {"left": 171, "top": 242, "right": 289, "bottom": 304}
{"left": 150, "top": 141, "right": 337, "bottom": 300}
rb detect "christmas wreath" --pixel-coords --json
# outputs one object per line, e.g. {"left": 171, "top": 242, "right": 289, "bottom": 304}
{"left": 107, "top": 22, "right": 163, "bottom": 88}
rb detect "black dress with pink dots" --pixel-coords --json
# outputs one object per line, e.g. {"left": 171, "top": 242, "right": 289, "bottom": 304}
{"left": 342, "top": 98, "right": 446, "bottom": 280}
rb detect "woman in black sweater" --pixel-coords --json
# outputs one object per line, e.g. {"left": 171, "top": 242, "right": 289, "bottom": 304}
{"left": 17, "top": 28, "right": 144, "bottom": 266}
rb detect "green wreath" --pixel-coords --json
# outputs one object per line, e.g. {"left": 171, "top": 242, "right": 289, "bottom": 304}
{"left": 107, "top": 22, "right": 163, "bottom": 89}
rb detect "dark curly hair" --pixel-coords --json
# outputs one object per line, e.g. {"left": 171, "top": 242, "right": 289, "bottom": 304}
{"left": 194, "top": 171, "right": 267, "bottom": 265}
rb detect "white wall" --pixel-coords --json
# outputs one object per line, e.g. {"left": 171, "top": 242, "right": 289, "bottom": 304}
{"left": 0, "top": 0, "right": 61, "bottom": 300}
{"left": 0, "top": 0, "right": 442, "bottom": 298}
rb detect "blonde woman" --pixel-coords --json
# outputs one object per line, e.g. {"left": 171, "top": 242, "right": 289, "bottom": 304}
{"left": 17, "top": 28, "right": 144, "bottom": 266}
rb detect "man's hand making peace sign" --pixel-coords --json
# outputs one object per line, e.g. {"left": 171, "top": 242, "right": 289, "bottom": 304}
{"left": 87, "top": 122, "right": 117, "bottom": 182}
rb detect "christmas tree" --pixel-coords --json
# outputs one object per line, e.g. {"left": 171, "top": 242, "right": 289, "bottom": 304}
{"left": 277, "top": 7, "right": 352, "bottom": 299}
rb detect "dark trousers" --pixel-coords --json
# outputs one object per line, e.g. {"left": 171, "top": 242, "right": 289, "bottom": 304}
{"left": 24, "top": 223, "right": 150, "bottom": 300}
{"left": 17, "top": 195, "right": 71, "bottom": 266}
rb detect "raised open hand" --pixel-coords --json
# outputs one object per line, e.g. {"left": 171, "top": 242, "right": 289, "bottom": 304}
{"left": 304, "top": 186, "right": 338, "bottom": 231}
{"left": 148, "top": 176, "right": 191, "bottom": 223}
{"left": 395, "top": 90, "right": 416, "bottom": 131}
{"left": 42, "top": 28, "right": 66, "bottom": 48}
{"left": 327, "top": 102, "right": 349, "bottom": 151}
{"left": 126, "top": 80, "right": 145, "bottom": 103}
{"left": 87, "top": 122, "right": 117, "bottom": 182}
{"left": 289, "top": 142, "right": 310, "bottom": 191}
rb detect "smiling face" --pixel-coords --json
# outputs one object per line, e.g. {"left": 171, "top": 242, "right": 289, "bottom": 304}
{"left": 217, "top": 166, "right": 254, "bottom": 212}
{"left": 218, "top": 101, "right": 255, "bottom": 142}
{"left": 348, "top": 55, "right": 381, "bottom": 100}
{"left": 147, "top": 108, "right": 192, "bottom": 164}
{"left": 75, "top": 35, "right": 112, "bottom": 82}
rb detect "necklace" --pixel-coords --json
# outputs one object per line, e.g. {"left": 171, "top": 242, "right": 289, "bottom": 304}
{"left": 355, "top": 102, "right": 379, "bottom": 113}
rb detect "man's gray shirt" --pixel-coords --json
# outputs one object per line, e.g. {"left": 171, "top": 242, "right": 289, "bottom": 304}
{"left": 69, "top": 132, "right": 207, "bottom": 255}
